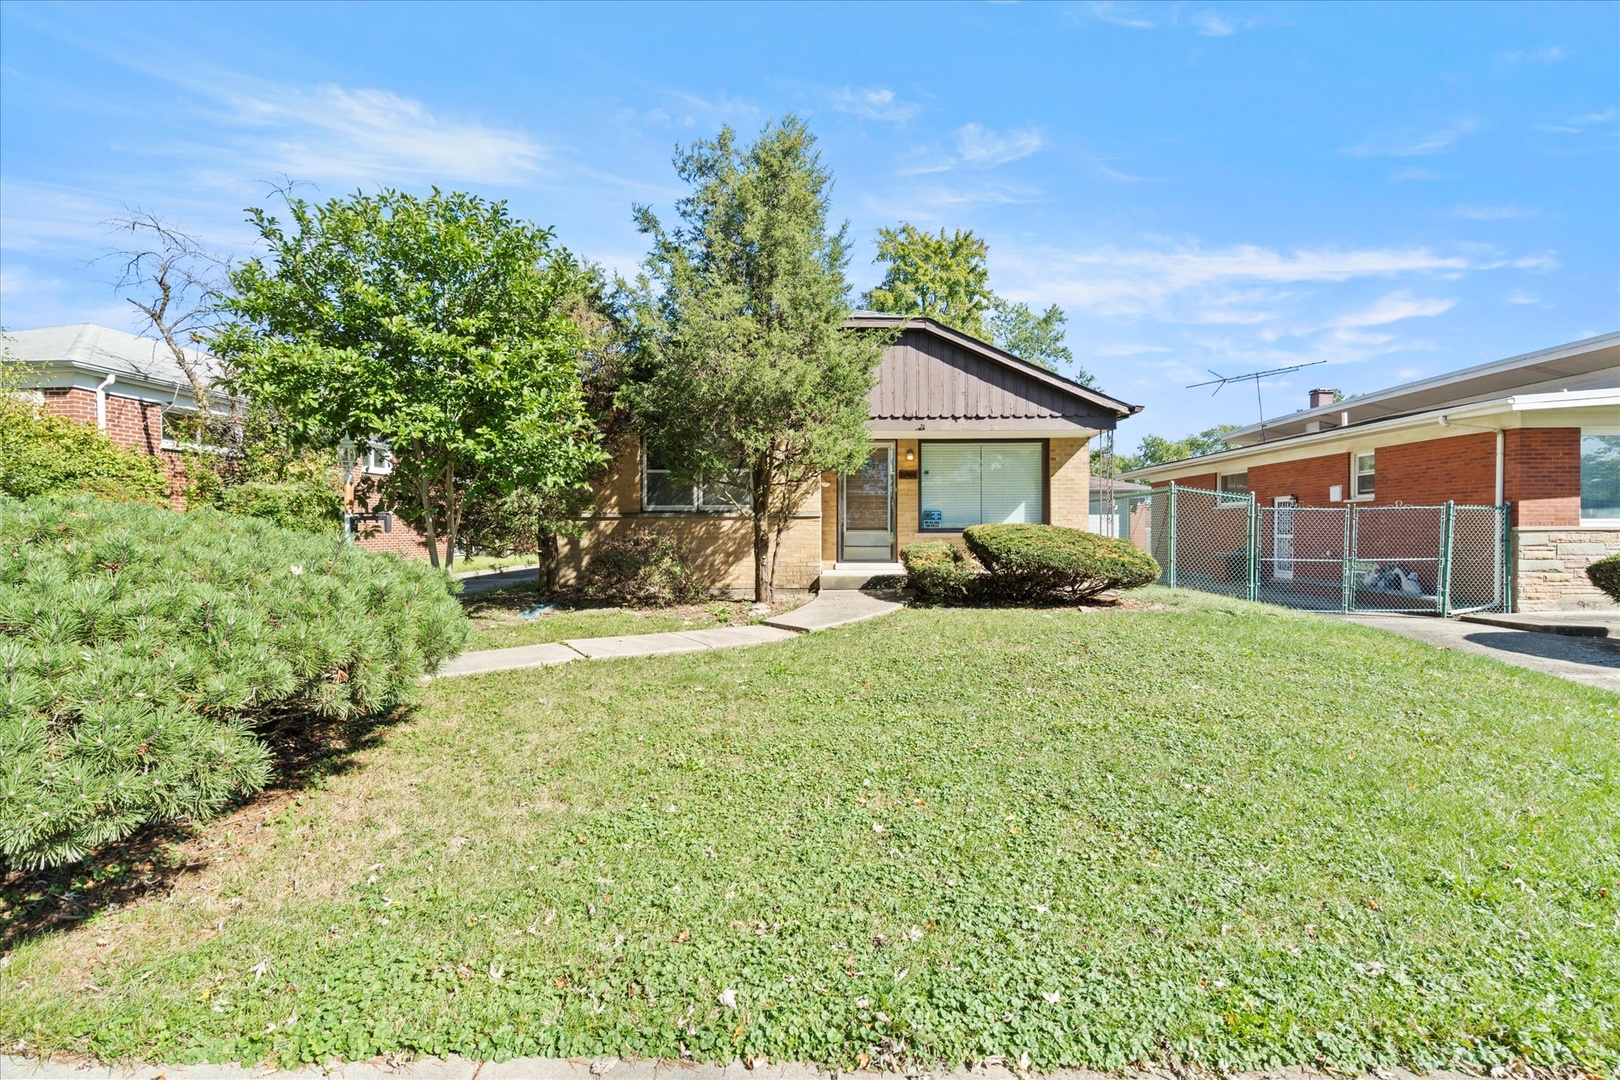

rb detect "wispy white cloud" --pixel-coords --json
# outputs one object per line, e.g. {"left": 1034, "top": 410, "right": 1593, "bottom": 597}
{"left": 1079, "top": 2, "right": 1156, "bottom": 30}
{"left": 1539, "top": 106, "right": 1618, "bottom": 134}
{"left": 1188, "top": 10, "right": 1236, "bottom": 36}
{"left": 956, "top": 123, "right": 1044, "bottom": 166}
{"left": 1445, "top": 203, "right": 1539, "bottom": 220}
{"left": 1093, "top": 342, "right": 1173, "bottom": 357}
{"left": 1506, "top": 291, "right": 1542, "bottom": 305}
{"left": 219, "top": 83, "right": 545, "bottom": 185}
{"left": 1322, "top": 291, "right": 1455, "bottom": 330}
{"left": 1343, "top": 119, "right": 1478, "bottom": 157}
{"left": 829, "top": 86, "right": 918, "bottom": 123}
{"left": 1390, "top": 167, "right": 1451, "bottom": 183}
{"left": 1497, "top": 44, "right": 1567, "bottom": 66}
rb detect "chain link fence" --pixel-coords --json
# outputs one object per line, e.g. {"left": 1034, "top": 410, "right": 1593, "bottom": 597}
{"left": 1116, "top": 484, "right": 1510, "bottom": 615}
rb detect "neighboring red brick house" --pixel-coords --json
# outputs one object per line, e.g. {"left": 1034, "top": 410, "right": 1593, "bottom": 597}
{"left": 5, "top": 323, "right": 431, "bottom": 558}
{"left": 1123, "top": 332, "right": 1620, "bottom": 611}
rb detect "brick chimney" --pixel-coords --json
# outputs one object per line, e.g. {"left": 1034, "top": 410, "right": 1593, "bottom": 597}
{"left": 1308, "top": 388, "right": 1337, "bottom": 409}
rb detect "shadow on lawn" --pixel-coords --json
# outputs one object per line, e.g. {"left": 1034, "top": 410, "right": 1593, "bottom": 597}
{"left": 0, "top": 707, "right": 413, "bottom": 954}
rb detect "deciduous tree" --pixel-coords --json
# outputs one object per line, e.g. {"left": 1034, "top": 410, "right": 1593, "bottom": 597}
{"left": 215, "top": 188, "right": 606, "bottom": 569}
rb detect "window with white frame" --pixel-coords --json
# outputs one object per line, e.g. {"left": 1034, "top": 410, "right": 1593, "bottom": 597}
{"left": 1217, "top": 471, "right": 1249, "bottom": 506}
{"left": 1581, "top": 429, "right": 1620, "bottom": 523}
{"left": 1352, "top": 451, "right": 1375, "bottom": 499}
{"left": 362, "top": 443, "right": 393, "bottom": 475}
{"left": 160, "top": 409, "right": 229, "bottom": 451}
{"left": 641, "top": 451, "right": 751, "bottom": 512}
{"left": 918, "top": 441, "right": 1044, "bottom": 530}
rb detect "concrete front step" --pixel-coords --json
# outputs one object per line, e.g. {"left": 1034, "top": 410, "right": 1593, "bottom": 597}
{"left": 820, "top": 563, "right": 907, "bottom": 590}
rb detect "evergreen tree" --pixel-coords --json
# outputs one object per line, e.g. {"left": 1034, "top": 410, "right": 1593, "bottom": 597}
{"left": 621, "top": 117, "right": 885, "bottom": 602}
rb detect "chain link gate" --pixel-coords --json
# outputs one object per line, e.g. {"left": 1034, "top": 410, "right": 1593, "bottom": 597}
{"left": 1129, "top": 484, "right": 1510, "bottom": 615}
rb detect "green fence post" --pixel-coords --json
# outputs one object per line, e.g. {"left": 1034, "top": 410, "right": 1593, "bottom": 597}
{"left": 1438, "top": 501, "right": 1455, "bottom": 618}
{"left": 1167, "top": 482, "right": 1178, "bottom": 590}
{"left": 1500, "top": 502, "right": 1513, "bottom": 613}
{"left": 1247, "top": 492, "right": 1259, "bottom": 602}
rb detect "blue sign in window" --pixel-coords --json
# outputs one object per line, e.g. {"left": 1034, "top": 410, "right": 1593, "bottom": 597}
{"left": 921, "top": 509, "right": 943, "bottom": 527}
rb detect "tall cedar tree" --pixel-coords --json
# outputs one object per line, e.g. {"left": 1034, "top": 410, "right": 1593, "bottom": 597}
{"left": 214, "top": 189, "right": 606, "bottom": 569}
{"left": 622, "top": 117, "right": 884, "bottom": 602}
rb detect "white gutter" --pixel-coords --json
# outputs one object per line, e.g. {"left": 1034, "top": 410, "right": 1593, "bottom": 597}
{"left": 94, "top": 372, "right": 116, "bottom": 431}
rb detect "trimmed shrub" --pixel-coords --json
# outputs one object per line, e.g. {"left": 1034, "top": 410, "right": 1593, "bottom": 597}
{"left": 0, "top": 496, "right": 467, "bottom": 870}
{"left": 218, "top": 479, "right": 343, "bottom": 534}
{"left": 900, "top": 541, "right": 980, "bottom": 604}
{"left": 1587, "top": 553, "right": 1620, "bottom": 603}
{"left": 0, "top": 395, "right": 167, "bottom": 504}
{"left": 962, "top": 523, "right": 1160, "bottom": 602}
{"left": 580, "top": 530, "right": 702, "bottom": 607}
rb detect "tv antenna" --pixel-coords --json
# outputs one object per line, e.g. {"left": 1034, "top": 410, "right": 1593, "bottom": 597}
{"left": 1187, "top": 360, "right": 1326, "bottom": 440}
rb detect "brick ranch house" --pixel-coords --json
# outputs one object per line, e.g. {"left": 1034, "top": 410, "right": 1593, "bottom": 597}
{"left": 4, "top": 323, "right": 429, "bottom": 558}
{"left": 1122, "top": 332, "right": 1620, "bottom": 611}
{"left": 553, "top": 313, "right": 1141, "bottom": 594}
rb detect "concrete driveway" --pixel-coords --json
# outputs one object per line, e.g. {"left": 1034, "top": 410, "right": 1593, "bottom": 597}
{"left": 1338, "top": 613, "right": 1620, "bottom": 694}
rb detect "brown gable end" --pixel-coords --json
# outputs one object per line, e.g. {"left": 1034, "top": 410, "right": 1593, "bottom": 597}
{"left": 848, "top": 315, "right": 1137, "bottom": 433}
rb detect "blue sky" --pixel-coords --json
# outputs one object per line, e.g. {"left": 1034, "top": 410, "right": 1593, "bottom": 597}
{"left": 2, "top": 1, "right": 1616, "bottom": 444}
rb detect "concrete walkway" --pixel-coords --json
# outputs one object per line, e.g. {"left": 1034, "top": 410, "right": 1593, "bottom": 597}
{"left": 435, "top": 591, "right": 904, "bottom": 678}
{"left": 1339, "top": 612, "right": 1620, "bottom": 694}
{"left": 0, "top": 1055, "right": 1486, "bottom": 1080}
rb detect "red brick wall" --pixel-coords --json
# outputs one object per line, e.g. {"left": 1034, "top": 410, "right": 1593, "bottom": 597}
{"left": 1152, "top": 428, "right": 1584, "bottom": 533}
{"left": 1504, "top": 428, "right": 1580, "bottom": 527}
{"left": 42, "top": 387, "right": 165, "bottom": 455}
{"left": 353, "top": 518, "right": 435, "bottom": 560}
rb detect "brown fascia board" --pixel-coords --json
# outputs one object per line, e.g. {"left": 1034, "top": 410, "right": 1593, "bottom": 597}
{"left": 843, "top": 312, "right": 1143, "bottom": 419}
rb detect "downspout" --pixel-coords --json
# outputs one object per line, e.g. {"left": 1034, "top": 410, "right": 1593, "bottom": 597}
{"left": 1494, "top": 428, "right": 1504, "bottom": 506}
{"left": 95, "top": 373, "right": 116, "bottom": 432}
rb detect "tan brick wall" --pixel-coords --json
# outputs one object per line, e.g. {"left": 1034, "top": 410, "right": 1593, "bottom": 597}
{"left": 1048, "top": 438, "right": 1090, "bottom": 528}
{"left": 560, "top": 437, "right": 823, "bottom": 594}
{"left": 1512, "top": 527, "right": 1620, "bottom": 611}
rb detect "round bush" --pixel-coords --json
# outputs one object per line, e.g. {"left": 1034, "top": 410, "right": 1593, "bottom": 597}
{"left": 899, "top": 540, "right": 979, "bottom": 604}
{"left": 0, "top": 496, "right": 468, "bottom": 870}
{"left": 962, "top": 523, "right": 1160, "bottom": 602}
{"left": 1587, "top": 553, "right": 1620, "bottom": 604}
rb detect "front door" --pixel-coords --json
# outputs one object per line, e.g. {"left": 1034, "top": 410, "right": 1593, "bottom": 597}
{"left": 841, "top": 443, "right": 895, "bottom": 562}
{"left": 1273, "top": 496, "right": 1296, "bottom": 580}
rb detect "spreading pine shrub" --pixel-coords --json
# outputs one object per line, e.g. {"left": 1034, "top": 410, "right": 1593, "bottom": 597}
{"left": 0, "top": 496, "right": 467, "bottom": 870}
{"left": 1587, "top": 553, "right": 1620, "bottom": 603}
{"left": 962, "top": 523, "right": 1160, "bottom": 602}
{"left": 580, "top": 530, "right": 702, "bottom": 606}
{"left": 899, "top": 540, "right": 980, "bottom": 604}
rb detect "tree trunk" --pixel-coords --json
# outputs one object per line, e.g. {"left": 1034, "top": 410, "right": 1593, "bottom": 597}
{"left": 417, "top": 469, "right": 441, "bottom": 569}
{"left": 538, "top": 529, "right": 560, "bottom": 594}
{"left": 752, "top": 506, "right": 772, "bottom": 604}
{"left": 442, "top": 459, "right": 459, "bottom": 571}
{"left": 752, "top": 451, "right": 773, "bottom": 604}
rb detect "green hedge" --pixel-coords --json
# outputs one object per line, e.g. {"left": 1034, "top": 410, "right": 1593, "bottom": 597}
{"left": 0, "top": 394, "right": 168, "bottom": 504}
{"left": 962, "top": 523, "right": 1160, "bottom": 602}
{"left": 1587, "top": 553, "right": 1620, "bottom": 603}
{"left": 899, "top": 540, "right": 980, "bottom": 604}
{"left": 0, "top": 496, "right": 468, "bottom": 870}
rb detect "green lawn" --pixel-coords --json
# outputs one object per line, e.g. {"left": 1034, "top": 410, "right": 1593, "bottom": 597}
{"left": 3, "top": 590, "right": 1617, "bottom": 1072}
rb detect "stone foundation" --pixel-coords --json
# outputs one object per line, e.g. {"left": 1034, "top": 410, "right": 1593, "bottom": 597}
{"left": 1511, "top": 526, "right": 1620, "bottom": 611}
